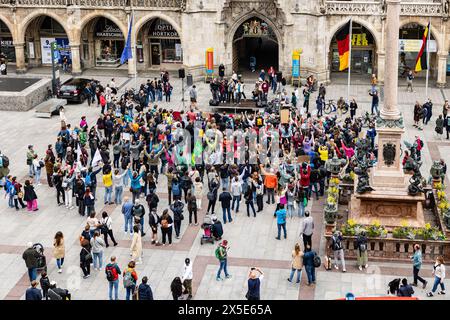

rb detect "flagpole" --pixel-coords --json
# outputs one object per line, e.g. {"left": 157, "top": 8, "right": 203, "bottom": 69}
{"left": 133, "top": 10, "right": 137, "bottom": 91}
{"left": 425, "top": 19, "right": 431, "bottom": 98}
{"left": 347, "top": 18, "right": 353, "bottom": 105}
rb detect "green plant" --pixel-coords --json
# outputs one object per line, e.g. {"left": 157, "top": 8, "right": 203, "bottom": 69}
{"left": 392, "top": 226, "right": 416, "bottom": 240}
{"left": 341, "top": 220, "right": 363, "bottom": 236}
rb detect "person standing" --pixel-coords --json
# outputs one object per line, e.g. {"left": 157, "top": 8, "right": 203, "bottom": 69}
{"left": 443, "top": 99, "right": 449, "bottom": 118}
{"left": 132, "top": 199, "right": 146, "bottom": 236}
{"left": 100, "top": 211, "right": 118, "bottom": 247}
{"left": 40, "top": 272, "right": 51, "bottom": 300}
{"left": 186, "top": 191, "right": 198, "bottom": 226}
{"left": 427, "top": 256, "right": 446, "bottom": 297}
{"left": 303, "top": 87, "right": 310, "bottom": 114}
{"left": 356, "top": 231, "right": 368, "bottom": 271}
{"left": 130, "top": 225, "right": 143, "bottom": 264}
{"left": 105, "top": 256, "right": 122, "bottom": 300}
{"left": 122, "top": 197, "right": 134, "bottom": 235}
{"left": 149, "top": 209, "right": 160, "bottom": 245}
{"left": 369, "top": 90, "right": 379, "bottom": 115}
{"left": 170, "top": 277, "right": 184, "bottom": 300}
{"left": 275, "top": 204, "right": 287, "bottom": 240}
{"left": 170, "top": 198, "right": 185, "bottom": 239}
{"left": 53, "top": 232, "right": 65, "bottom": 273}
{"left": 316, "top": 95, "right": 324, "bottom": 117}
{"left": 435, "top": 115, "right": 444, "bottom": 139}
{"left": 123, "top": 261, "right": 138, "bottom": 300}
{"left": 26, "top": 145, "right": 36, "bottom": 178}
{"left": 80, "top": 239, "right": 92, "bottom": 279}
{"left": 219, "top": 187, "right": 233, "bottom": 224}
{"left": 406, "top": 70, "right": 415, "bottom": 92}
{"left": 216, "top": 240, "right": 231, "bottom": 281}
{"left": 330, "top": 231, "right": 346, "bottom": 272}
{"left": 288, "top": 243, "right": 304, "bottom": 284}
{"left": 303, "top": 244, "right": 316, "bottom": 286}
{"left": 300, "top": 211, "right": 314, "bottom": 249}
{"left": 137, "top": 276, "right": 154, "bottom": 300}
{"left": 246, "top": 268, "right": 264, "bottom": 300}
{"left": 23, "top": 180, "right": 38, "bottom": 212}
{"left": 410, "top": 244, "right": 427, "bottom": 288}
{"left": 160, "top": 209, "right": 174, "bottom": 246}
{"left": 446, "top": 115, "right": 450, "bottom": 140}
{"left": 90, "top": 231, "right": 106, "bottom": 271}
{"left": 25, "top": 280, "right": 42, "bottom": 300}
{"left": 181, "top": 258, "right": 193, "bottom": 300}
{"left": 22, "top": 242, "right": 40, "bottom": 282}
{"left": 349, "top": 98, "right": 358, "bottom": 120}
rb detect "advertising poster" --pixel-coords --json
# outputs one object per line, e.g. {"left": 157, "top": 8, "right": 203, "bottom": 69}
{"left": 41, "top": 37, "right": 71, "bottom": 64}
{"left": 399, "top": 39, "right": 437, "bottom": 53}
{"left": 40, "top": 37, "right": 55, "bottom": 64}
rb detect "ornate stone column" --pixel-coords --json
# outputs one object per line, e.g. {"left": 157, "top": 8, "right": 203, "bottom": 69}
{"left": 14, "top": 42, "right": 26, "bottom": 74}
{"left": 70, "top": 44, "right": 82, "bottom": 75}
{"left": 436, "top": 52, "right": 448, "bottom": 88}
{"left": 127, "top": 47, "right": 137, "bottom": 78}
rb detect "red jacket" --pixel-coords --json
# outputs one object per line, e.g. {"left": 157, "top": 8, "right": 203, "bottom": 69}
{"left": 300, "top": 166, "right": 311, "bottom": 187}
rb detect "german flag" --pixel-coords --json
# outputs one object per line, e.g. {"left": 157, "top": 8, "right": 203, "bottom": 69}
{"left": 336, "top": 21, "right": 351, "bottom": 71}
{"left": 414, "top": 23, "right": 430, "bottom": 72}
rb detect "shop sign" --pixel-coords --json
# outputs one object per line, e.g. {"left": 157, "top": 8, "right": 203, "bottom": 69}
{"left": 150, "top": 22, "right": 179, "bottom": 38}
{"left": 351, "top": 33, "right": 369, "bottom": 46}
{"left": 96, "top": 25, "right": 123, "bottom": 38}
{"left": 0, "top": 39, "right": 13, "bottom": 47}
{"left": 399, "top": 39, "right": 437, "bottom": 53}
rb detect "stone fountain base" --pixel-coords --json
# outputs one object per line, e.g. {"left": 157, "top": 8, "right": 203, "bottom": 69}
{"left": 349, "top": 189, "right": 426, "bottom": 229}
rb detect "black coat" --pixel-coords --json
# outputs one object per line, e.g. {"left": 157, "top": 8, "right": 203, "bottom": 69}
{"left": 23, "top": 185, "right": 37, "bottom": 202}
{"left": 138, "top": 283, "right": 154, "bottom": 300}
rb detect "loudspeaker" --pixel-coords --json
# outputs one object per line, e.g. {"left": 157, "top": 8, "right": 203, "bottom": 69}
{"left": 187, "top": 74, "right": 193, "bottom": 86}
{"left": 178, "top": 68, "right": 185, "bottom": 79}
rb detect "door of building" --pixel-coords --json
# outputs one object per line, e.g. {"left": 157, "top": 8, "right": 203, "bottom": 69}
{"left": 151, "top": 43, "right": 161, "bottom": 66}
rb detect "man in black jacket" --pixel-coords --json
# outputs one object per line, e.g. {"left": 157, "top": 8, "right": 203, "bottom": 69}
{"left": 22, "top": 242, "right": 41, "bottom": 282}
{"left": 397, "top": 278, "right": 414, "bottom": 297}
{"left": 219, "top": 187, "right": 233, "bottom": 224}
{"left": 149, "top": 209, "right": 160, "bottom": 245}
{"left": 132, "top": 199, "right": 146, "bottom": 236}
{"left": 138, "top": 276, "right": 154, "bottom": 300}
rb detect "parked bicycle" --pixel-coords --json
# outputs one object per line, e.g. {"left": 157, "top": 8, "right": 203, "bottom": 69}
{"left": 324, "top": 99, "right": 348, "bottom": 115}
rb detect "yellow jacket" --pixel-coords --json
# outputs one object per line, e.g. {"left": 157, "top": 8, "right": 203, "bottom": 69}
{"left": 103, "top": 172, "right": 113, "bottom": 187}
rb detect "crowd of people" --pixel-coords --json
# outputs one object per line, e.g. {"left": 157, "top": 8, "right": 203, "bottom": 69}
{"left": 0, "top": 66, "right": 447, "bottom": 300}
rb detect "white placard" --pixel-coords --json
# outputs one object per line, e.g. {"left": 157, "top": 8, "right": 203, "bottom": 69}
{"left": 40, "top": 37, "right": 56, "bottom": 64}
{"left": 28, "top": 42, "right": 35, "bottom": 59}
{"left": 175, "top": 43, "right": 182, "bottom": 57}
{"left": 122, "top": 132, "right": 131, "bottom": 141}
{"left": 399, "top": 39, "right": 437, "bottom": 53}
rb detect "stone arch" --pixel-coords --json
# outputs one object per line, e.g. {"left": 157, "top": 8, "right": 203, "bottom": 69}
{"left": 327, "top": 17, "right": 380, "bottom": 53}
{"left": 133, "top": 12, "right": 182, "bottom": 43}
{"left": 18, "top": 10, "right": 72, "bottom": 44}
{"left": 0, "top": 14, "right": 15, "bottom": 38}
{"left": 399, "top": 19, "right": 442, "bottom": 53}
{"left": 78, "top": 11, "right": 128, "bottom": 42}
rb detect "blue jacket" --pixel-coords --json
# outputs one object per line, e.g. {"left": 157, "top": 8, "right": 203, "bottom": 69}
{"left": 128, "top": 169, "right": 144, "bottom": 191}
{"left": 87, "top": 167, "right": 102, "bottom": 187}
{"left": 276, "top": 209, "right": 286, "bottom": 224}
{"left": 138, "top": 283, "right": 154, "bottom": 300}
{"left": 412, "top": 250, "right": 422, "bottom": 269}
{"left": 25, "top": 287, "right": 42, "bottom": 300}
{"left": 303, "top": 250, "right": 316, "bottom": 267}
{"left": 122, "top": 201, "right": 134, "bottom": 218}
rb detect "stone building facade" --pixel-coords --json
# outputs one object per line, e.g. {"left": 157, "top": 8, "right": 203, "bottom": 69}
{"left": 0, "top": 0, "right": 449, "bottom": 86}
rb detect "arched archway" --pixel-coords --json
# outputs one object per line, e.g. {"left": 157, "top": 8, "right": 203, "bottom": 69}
{"left": 21, "top": 14, "right": 71, "bottom": 68}
{"left": 231, "top": 16, "right": 280, "bottom": 74}
{"left": 135, "top": 16, "right": 183, "bottom": 70}
{"left": 0, "top": 19, "right": 15, "bottom": 63}
{"left": 80, "top": 16, "right": 126, "bottom": 68}
{"left": 328, "top": 20, "right": 378, "bottom": 81}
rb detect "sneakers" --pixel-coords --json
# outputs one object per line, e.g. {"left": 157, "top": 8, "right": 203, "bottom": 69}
{"left": 423, "top": 281, "right": 428, "bottom": 289}
{"left": 58, "top": 269, "right": 62, "bottom": 273}
{"left": 358, "top": 266, "right": 363, "bottom": 271}
{"left": 216, "top": 277, "right": 222, "bottom": 281}
{"left": 364, "top": 264, "right": 368, "bottom": 269}
{"left": 225, "top": 274, "right": 232, "bottom": 279}
{"left": 334, "top": 265, "right": 339, "bottom": 270}
{"left": 343, "top": 269, "right": 347, "bottom": 273}
{"left": 83, "top": 274, "right": 90, "bottom": 279}
{"left": 438, "top": 290, "right": 446, "bottom": 295}
{"left": 427, "top": 292, "right": 434, "bottom": 297}
{"left": 287, "top": 278, "right": 292, "bottom": 282}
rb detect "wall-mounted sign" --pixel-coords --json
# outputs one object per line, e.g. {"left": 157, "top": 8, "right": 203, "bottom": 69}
{"left": 149, "top": 20, "right": 179, "bottom": 38}
{"left": 399, "top": 39, "right": 437, "bottom": 53}
{"left": 96, "top": 24, "right": 123, "bottom": 38}
{"left": 175, "top": 43, "right": 182, "bottom": 57}
{"left": 40, "top": 37, "right": 71, "bottom": 64}
{"left": 351, "top": 33, "right": 370, "bottom": 46}
{"left": 28, "top": 42, "right": 35, "bottom": 59}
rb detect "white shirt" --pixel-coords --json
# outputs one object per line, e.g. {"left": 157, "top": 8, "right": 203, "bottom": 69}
{"left": 182, "top": 263, "right": 193, "bottom": 281}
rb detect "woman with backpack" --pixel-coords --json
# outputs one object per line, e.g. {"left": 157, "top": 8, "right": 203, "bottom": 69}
{"left": 100, "top": 211, "right": 118, "bottom": 247}
{"left": 80, "top": 239, "right": 92, "bottom": 279}
{"left": 160, "top": 209, "right": 174, "bottom": 246}
{"left": 171, "top": 177, "right": 182, "bottom": 202}
{"left": 427, "top": 256, "right": 446, "bottom": 297}
{"left": 123, "top": 261, "right": 138, "bottom": 300}
{"left": 130, "top": 225, "right": 142, "bottom": 263}
{"left": 356, "top": 231, "right": 368, "bottom": 271}
{"left": 23, "top": 180, "right": 38, "bottom": 212}
{"left": 53, "top": 231, "right": 65, "bottom": 273}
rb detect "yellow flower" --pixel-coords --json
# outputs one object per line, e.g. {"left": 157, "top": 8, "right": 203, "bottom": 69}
{"left": 424, "top": 223, "right": 431, "bottom": 230}
{"left": 371, "top": 219, "right": 381, "bottom": 228}
{"left": 400, "top": 219, "right": 409, "bottom": 228}
{"left": 347, "top": 219, "right": 357, "bottom": 227}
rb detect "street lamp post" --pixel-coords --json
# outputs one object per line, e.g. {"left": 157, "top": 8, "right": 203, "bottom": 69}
{"left": 50, "top": 41, "right": 59, "bottom": 97}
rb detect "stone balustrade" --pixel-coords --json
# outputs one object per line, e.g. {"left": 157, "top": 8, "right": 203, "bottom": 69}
{"left": 324, "top": 0, "right": 448, "bottom": 17}
{"left": 0, "top": 0, "right": 185, "bottom": 8}
{"left": 325, "top": 234, "right": 450, "bottom": 263}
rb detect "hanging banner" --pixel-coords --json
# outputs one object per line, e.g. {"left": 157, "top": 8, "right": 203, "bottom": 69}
{"left": 205, "top": 47, "right": 214, "bottom": 74}
{"left": 41, "top": 37, "right": 55, "bottom": 64}
{"left": 56, "top": 38, "right": 72, "bottom": 64}
{"left": 292, "top": 49, "right": 300, "bottom": 78}
{"left": 41, "top": 38, "right": 71, "bottom": 64}
{"left": 399, "top": 39, "right": 437, "bottom": 53}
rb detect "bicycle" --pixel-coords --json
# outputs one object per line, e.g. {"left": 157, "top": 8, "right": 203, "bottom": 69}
{"left": 324, "top": 100, "right": 348, "bottom": 115}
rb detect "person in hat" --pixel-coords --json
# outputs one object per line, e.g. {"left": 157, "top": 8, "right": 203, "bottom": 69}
{"left": 216, "top": 240, "right": 231, "bottom": 281}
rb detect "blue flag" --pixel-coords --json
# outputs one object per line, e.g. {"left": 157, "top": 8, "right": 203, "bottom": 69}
{"left": 120, "top": 14, "right": 133, "bottom": 65}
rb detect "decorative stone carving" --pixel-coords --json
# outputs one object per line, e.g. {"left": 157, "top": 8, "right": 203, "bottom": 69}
{"left": 325, "top": 0, "right": 384, "bottom": 16}
{"left": 376, "top": 115, "right": 405, "bottom": 129}
{"left": 382, "top": 142, "right": 396, "bottom": 166}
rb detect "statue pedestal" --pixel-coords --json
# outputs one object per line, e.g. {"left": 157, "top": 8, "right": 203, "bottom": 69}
{"left": 349, "top": 189, "right": 426, "bottom": 229}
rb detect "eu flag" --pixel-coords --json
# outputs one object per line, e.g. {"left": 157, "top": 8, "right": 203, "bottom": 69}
{"left": 120, "top": 14, "right": 133, "bottom": 65}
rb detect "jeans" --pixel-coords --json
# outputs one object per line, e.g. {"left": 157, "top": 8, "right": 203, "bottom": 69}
{"left": 28, "top": 267, "right": 37, "bottom": 282}
{"left": 266, "top": 188, "right": 275, "bottom": 204}
{"left": 305, "top": 265, "right": 315, "bottom": 284}
{"left": 297, "top": 202, "right": 305, "bottom": 217}
{"left": 287, "top": 204, "right": 295, "bottom": 218}
{"left": 123, "top": 173, "right": 129, "bottom": 187}
{"left": 309, "top": 183, "right": 319, "bottom": 200}
{"left": 93, "top": 251, "right": 103, "bottom": 269}
{"left": 371, "top": 103, "right": 379, "bottom": 115}
{"left": 431, "top": 276, "right": 445, "bottom": 293}
{"left": 114, "top": 186, "right": 123, "bottom": 204}
{"left": 113, "top": 154, "right": 120, "bottom": 168}
{"left": 217, "top": 259, "right": 229, "bottom": 279}
{"left": 126, "top": 286, "right": 135, "bottom": 300}
{"left": 109, "top": 280, "right": 119, "bottom": 300}
{"left": 232, "top": 195, "right": 241, "bottom": 212}
{"left": 35, "top": 168, "right": 41, "bottom": 184}
{"left": 413, "top": 266, "right": 426, "bottom": 285}
{"left": 28, "top": 164, "right": 35, "bottom": 177}
{"left": 56, "top": 258, "right": 65, "bottom": 269}
{"left": 174, "top": 220, "right": 181, "bottom": 237}
{"left": 221, "top": 178, "right": 229, "bottom": 190}
{"left": 277, "top": 223, "right": 287, "bottom": 239}
{"left": 246, "top": 201, "right": 256, "bottom": 217}
{"left": 333, "top": 249, "right": 346, "bottom": 270}
{"left": 289, "top": 268, "right": 302, "bottom": 283}
{"left": 222, "top": 207, "right": 232, "bottom": 223}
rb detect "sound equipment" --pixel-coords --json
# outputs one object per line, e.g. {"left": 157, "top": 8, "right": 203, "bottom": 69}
{"left": 178, "top": 68, "right": 185, "bottom": 79}
{"left": 187, "top": 74, "right": 193, "bottom": 86}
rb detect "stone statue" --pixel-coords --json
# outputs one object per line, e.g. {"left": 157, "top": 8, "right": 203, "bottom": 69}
{"left": 355, "top": 155, "right": 374, "bottom": 194}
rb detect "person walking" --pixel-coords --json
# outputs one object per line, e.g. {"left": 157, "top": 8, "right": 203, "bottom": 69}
{"left": 53, "top": 232, "right": 65, "bottom": 273}
{"left": 123, "top": 261, "right": 138, "bottom": 300}
{"left": 246, "top": 268, "right": 264, "bottom": 300}
{"left": 100, "top": 211, "right": 118, "bottom": 247}
{"left": 410, "top": 244, "right": 427, "bottom": 288}
{"left": 80, "top": 239, "right": 92, "bottom": 279}
{"left": 356, "top": 231, "right": 368, "bottom": 271}
{"left": 22, "top": 242, "right": 40, "bottom": 282}
{"left": 303, "top": 244, "right": 316, "bottom": 286}
{"left": 137, "top": 276, "right": 154, "bottom": 300}
{"left": 330, "top": 231, "right": 346, "bottom": 272}
{"left": 25, "top": 280, "right": 42, "bottom": 300}
{"left": 90, "top": 231, "right": 106, "bottom": 271}
{"left": 40, "top": 272, "right": 51, "bottom": 300}
{"left": 216, "top": 240, "right": 231, "bottom": 281}
{"left": 300, "top": 211, "right": 314, "bottom": 249}
{"left": 130, "top": 225, "right": 143, "bottom": 264}
{"left": 219, "top": 187, "right": 233, "bottom": 224}
{"left": 181, "top": 258, "right": 193, "bottom": 300}
{"left": 170, "top": 277, "right": 184, "bottom": 300}
{"left": 427, "top": 256, "right": 446, "bottom": 297}
{"left": 105, "top": 256, "right": 122, "bottom": 300}
{"left": 23, "top": 180, "right": 38, "bottom": 212}
{"left": 288, "top": 243, "right": 304, "bottom": 284}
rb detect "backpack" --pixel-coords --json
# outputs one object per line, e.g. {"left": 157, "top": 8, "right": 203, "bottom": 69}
{"left": 123, "top": 271, "right": 135, "bottom": 288}
{"left": 39, "top": 160, "right": 45, "bottom": 168}
{"left": 172, "top": 182, "right": 180, "bottom": 196}
{"left": 105, "top": 265, "right": 117, "bottom": 281}
{"left": 215, "top": 246, "right": 223, "bottom": 260}
{"left": 84, "top": 174, "right": 92, "bottom": 187}
{"left": 313, "top": 253, "right": 321, "bottom": 268}
{"left": 359, "top": 242, "right": 367, "bottom": 252}
{"left": 8, "top": 184, "right": 16, "bottom": 196}
{"left": 207, "top": 191, "right": 215, "bottom": 201}
{"left": 332, "top": 238, "right": 343, "bottom": 251}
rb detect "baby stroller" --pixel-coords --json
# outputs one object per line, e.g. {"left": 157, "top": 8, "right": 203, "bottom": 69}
{"left": 200, "top": 215, "right": 215, "bottom": 245}
{"left": 33, "top": 243, "right": 47, "bottom": 273}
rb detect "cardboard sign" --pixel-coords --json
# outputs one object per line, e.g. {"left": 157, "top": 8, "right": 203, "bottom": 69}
{"left": 280, "top": 108, "right": 290, "bottom": 124}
